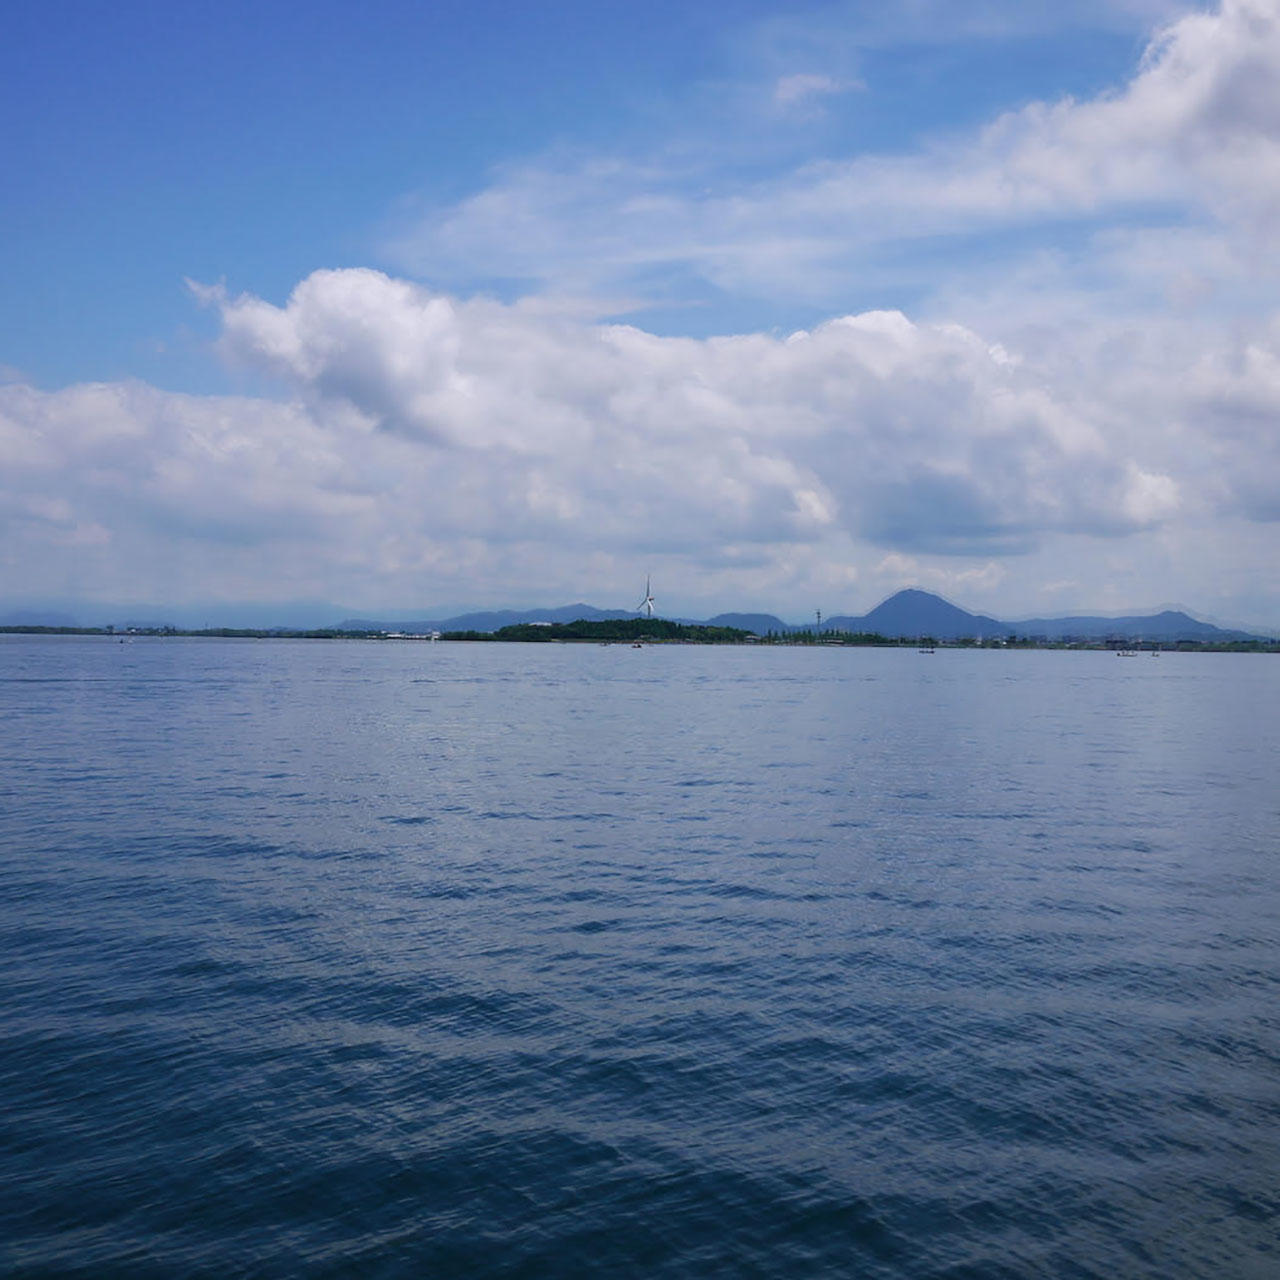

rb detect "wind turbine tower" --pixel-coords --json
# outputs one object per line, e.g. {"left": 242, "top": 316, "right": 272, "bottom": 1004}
{"left": 637, "top": 575, "right": 656, "bottom": 619}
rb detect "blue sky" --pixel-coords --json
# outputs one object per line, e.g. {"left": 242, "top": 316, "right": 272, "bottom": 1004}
{"left": 3, "top": 0, "right": 1279, "bottom": 626}
{"left": 0, "top": 0, "right": 1156, "bottom": 386}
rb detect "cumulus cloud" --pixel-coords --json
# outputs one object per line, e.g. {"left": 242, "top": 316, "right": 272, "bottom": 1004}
{"left": 207, "top": 269, "right": 1187, "bottom": 553}
{"left": 937, "top": 0, "right": 1280, "bottom": 228}
{"left": 3, "top": 263, "right": 1278, "bottom": 615}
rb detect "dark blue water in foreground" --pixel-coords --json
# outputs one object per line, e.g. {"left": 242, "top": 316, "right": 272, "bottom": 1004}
{"left": 2, "top": 638, "right": 1277, "bottom": 1278}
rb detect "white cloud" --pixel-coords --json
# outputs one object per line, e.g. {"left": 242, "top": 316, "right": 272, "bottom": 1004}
{"left": 391, "top": 0, "right": 1280, "bottom": 307}
{"left": 772, "top": 72, "right": 860, "bottom": 112}
{"left": 208, "top": 270, "right": 1185, "bottom": 556}
{"left": 10, "top": 265, "right": 1275, "bottom": 618}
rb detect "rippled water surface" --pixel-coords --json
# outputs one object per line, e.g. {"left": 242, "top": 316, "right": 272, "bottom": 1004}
{"left": 2, "top": 637, "right": 1277, "bottom": 1278}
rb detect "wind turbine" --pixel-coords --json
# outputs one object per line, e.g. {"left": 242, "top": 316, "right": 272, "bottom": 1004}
{"left": 636, "top": 575, "right": 656, "bottom": 619}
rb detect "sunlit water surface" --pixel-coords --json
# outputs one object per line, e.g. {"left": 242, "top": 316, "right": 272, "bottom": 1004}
{"left": 2, "top": 638, "right": 1277, "bottom": 1278}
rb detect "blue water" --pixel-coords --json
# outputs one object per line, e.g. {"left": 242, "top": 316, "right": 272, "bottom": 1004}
{"left": 2, "top": 638, "right": 1277, "bottom": 1278}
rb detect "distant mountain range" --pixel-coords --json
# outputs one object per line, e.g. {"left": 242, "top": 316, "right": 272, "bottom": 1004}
{"left": 1002, "top": 609, "right": 1250, "bottom": 642}
{"left": 2, "top": 589, "right": 1265, "bottom": 642}
{"left": 337, "top": 589, "right": 1263, "bottom": 642}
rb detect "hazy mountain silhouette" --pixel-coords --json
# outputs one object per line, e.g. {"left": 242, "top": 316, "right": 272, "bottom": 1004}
{"left": 705, "top": 612, "right": 790, "bottom": 634}
{"left": 20, "top": 589, "right": 1258, "bottom": 640}
{"left": 822, "top": 588, "right": 1005, "bottom": 638}
{"left": 1008, "top": 609, "right": 1251, "bottom": 641}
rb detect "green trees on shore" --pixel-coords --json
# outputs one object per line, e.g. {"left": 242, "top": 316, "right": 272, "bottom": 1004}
{"left": 3, "top": 622, "right": 1276, "bottom": 650}
{"left": 445, "top": 618, "right": 752, "bottom": 643}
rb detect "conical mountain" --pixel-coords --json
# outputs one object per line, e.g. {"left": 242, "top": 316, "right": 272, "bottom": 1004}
{"left": 824, "top": 589, "right": 1004, "bottom": 639}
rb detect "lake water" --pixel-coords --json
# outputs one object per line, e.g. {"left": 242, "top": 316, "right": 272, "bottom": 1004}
{"left": 2, "top": 638, "right": 1277, "bottom": 1278}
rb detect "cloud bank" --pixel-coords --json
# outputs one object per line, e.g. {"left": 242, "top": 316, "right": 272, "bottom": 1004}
{"left": 4, "top": 260, "right": 1276, "bottom": 616}
{"left": 2, "top": 0, "right": 1278, "bottom": 622}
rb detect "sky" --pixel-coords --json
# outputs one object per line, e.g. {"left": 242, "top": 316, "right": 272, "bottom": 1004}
{"left": 2, "top": 0, "right": 1279, "bottom": 627}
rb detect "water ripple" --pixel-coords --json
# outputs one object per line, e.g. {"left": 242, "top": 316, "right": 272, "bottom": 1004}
{"left": 1, "top": 639, "right": 1277, "bottom": 1277}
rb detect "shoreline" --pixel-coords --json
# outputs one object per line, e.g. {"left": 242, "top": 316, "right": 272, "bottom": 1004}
{"left": 3, "top": 625, "right": 1276, "bottom": 652}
